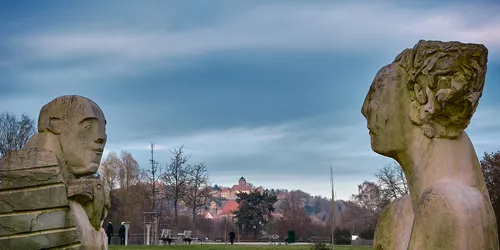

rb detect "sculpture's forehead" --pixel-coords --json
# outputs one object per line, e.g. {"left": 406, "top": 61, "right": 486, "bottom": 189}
{"left": 72, "top": 101, "right": 105, "bottom": 122}
{"left": 42, "top": 96, "right": 106, "bottom": 123}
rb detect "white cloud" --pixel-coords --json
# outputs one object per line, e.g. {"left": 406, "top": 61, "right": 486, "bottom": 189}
{"left": 3, "top": 1, "right": 500, "bottom": 200}
{"left": 2, "top": 1, "right": 500, "bottom": 86}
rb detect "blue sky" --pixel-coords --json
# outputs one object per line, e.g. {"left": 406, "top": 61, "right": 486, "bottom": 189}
{"left": 1, "top": 0, "right": 499, "bottom": 200}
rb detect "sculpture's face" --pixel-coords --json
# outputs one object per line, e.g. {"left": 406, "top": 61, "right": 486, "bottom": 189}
{"left": 59, "top": 110, "right": 107, "bottom": 177}
{"left": 361, "top": 63, "right": 409, "bottom": 157}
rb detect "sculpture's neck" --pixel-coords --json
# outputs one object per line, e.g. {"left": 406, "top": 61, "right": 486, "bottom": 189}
{"left": 395, "top": 130, "right": 487, "bottom": 212}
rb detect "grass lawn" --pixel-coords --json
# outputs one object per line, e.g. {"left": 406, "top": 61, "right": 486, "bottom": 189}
{"left": 109, "top": 244, "right": 371, "bottom": 250}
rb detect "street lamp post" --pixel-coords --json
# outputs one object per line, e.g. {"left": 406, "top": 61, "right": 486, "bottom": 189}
{"left": 224, "top": 217, "right": 227, "bottom": 244}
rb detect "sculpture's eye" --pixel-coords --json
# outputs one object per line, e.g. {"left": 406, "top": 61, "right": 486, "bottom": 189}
{"left": 85, "top": 124, "right": 92, "bottom": 130}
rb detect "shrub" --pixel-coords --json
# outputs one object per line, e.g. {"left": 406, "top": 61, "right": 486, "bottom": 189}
{"left": 334, "top": 228, "right": 351, "bottom": 245}
{"left": 359, "top": 227, "right": 375, "bottom": 240}
{"left": 309, "top": 242, "right": 331, "bottom": 250}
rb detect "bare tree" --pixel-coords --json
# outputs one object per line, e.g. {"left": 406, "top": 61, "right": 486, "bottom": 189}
{"left": 351, "top": 181, "right": 389, "bottom": 228}
{"left": 161, "top": 145, "right": 191, "bottom": 228}
{"left": 480, "top": 151, "right": 500, "bottom": 240}
{"left": 343, "top": 200, "right": 370, "bottom": 233}
{"left": 374, "top": 162, "right": 408, "bottom": 201}
{"left": 0, "top": 112, "right": 36, "bottom": 157}
{"left": 99, "top": 150, "right": 146, "bottom": 231}
{"left": 278, "top": 191, "right": 312, "bottom": 238}
{"left": 184, "top": 162, "right": 211, "bottom": 231}
{"left": 118, "top": 150, "right": 141, "bottom": 189}
{"left": 98, "top": 151, "right": 121, "bottom": 191}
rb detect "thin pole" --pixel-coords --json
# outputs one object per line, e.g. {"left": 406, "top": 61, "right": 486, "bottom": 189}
{"left": 149, "top": 142, "right": 156, "bottom": 210}
{"left": 330, "top": 166, "right": 335, "bottom": 249}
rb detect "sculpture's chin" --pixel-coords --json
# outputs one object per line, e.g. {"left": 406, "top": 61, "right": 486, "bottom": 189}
{"left": 371, "top": 140, "right": 396, "bottom": 158}
{"left": 370, "top": 137, "right": 383, "bottom": 154}
{"left": 69, "top": 163, "right": 100, "bottom": 177}
{"left": 371, "top": 145, "right": 385, "bottom": 156}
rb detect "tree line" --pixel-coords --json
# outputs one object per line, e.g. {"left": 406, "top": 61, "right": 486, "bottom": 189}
{"left": 1, "top": 112, "right": 500, "bottom": 241}
{"left": 98, "top": 143, "right": 212, "bottom": 234}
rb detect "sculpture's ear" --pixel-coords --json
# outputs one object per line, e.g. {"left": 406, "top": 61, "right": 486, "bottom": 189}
{"left": 421, "top": 87, "right": 436, "bottom": 121}
{"left": 47, "top": 117, "right": 61, "bottom": 134}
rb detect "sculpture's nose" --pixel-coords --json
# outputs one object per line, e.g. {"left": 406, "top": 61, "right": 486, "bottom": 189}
{"left": 361, "top": 100, "right": 368, "bottom": 117}
{"left": 361, "top": 94, "right": 371, "bottom": 118}
{"left": 95, "top": 124, "right": 107, "bottom": 144}
{"left": 95, "top": 136, "right": 106, "bottom": 144}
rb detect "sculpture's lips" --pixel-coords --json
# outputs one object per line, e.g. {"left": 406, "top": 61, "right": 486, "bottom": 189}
{"left": 367, "top": 126, "right": 376, "bottom": 135}
{"left": 94, "top": 148, "right": 104, "bottom": 155}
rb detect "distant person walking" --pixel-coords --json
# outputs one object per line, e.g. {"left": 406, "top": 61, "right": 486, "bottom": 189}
{"left": 229, "top": 229, "right": 236, "bottom": 245}
{"left": 106, "top": 222, "right": 113, "bottom": 245}
{"left": 119, "top": 222, "right": 126, "bottom": 245}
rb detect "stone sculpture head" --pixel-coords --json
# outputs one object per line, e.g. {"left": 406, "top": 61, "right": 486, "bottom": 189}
{"left": 361, "top": 40, "right": 488, "bottom": 157}
{"left": 37, "top": 95, "right": 107, "bottom": 177}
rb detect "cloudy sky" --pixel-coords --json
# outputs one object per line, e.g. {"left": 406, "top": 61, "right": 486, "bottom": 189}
{"left": 1, "top": 0, "right": 499, "bottom": 200}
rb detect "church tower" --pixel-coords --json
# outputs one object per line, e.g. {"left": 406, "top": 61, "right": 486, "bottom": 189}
{"left": 238, "top": 176, "right": 246, "bottom": 186}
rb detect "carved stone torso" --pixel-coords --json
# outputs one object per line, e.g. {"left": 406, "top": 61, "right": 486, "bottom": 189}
{"left": 362, "top": 41, "right": 499, "bottom": 250}
{"left": 67, "top": 179, "right": 110, "bottom": 231}
{"left": 0, "top": 148, "right": 109, "bottom": 250}
{"left": 373, "top": 196, "right": 414, "bottom": 250}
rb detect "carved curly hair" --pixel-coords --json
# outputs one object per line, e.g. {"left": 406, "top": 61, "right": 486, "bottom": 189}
{"left": 394, "top": 40, "right": 488, "bottom": 138}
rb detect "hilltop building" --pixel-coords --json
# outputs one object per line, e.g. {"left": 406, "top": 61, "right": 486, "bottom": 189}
{"left": 212, "top": 176, "right": 264, "bottom": 200}
{"left": 201, "top": 176, "right": 266, "bottom": 220}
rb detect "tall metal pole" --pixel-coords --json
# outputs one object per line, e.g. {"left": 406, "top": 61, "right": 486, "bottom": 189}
{"left": 330, "top": 166, "right": 335, "bottom": 249}
{"left": 149, "top": 142, "right": 156, "bottom": 210}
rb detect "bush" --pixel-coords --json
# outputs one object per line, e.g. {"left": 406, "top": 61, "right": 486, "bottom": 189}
{"left": 359, "top": 227, "right": 375, "bottom": 240}
{"left": 333, "top": 228, "right": 351, "bottom": 245}
{"left": 287, "top": 230, "right": 296, "bottom": 243}
{"left": 309, "top": 242, "right": 331, "bottom": 250}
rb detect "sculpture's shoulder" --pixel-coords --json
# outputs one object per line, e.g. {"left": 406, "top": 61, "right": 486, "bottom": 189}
{"left": 0, "top": 148, "right": 80, "bottom": 250}
{"left": 409, "top": 183, "right": 499, "bottom": 250}
{"left": 416, "top": 183, "right": 493, "bottom": 220}
{"left": 0, "top": 148, "right": 62, "bottom": 189}
{"left": 374, "top": 195, "right": 414, "bottom": 250}
{"left": 0, "top": 147, "right": 59, "bottom": 171}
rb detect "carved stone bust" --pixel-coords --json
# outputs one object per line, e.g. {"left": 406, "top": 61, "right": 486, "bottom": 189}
{"left": 0, "top": 95, "right": 110, "bottom": 250}
{"left": 362, "top": 40, "right": 499, "bottom": 249}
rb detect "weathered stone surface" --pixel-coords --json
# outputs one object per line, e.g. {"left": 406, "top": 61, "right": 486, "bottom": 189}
{"left": 0, "top": 166, "right": 62, "bottom": 191}
{"left": 0, "top": 148, "right": 58, "bottom": 172}
{"left": 70, "top": 200, "right": 108, "bottom": 250}
{"left": 0, "top": 208, "right": 75, "bottom": 236}
{"left": 52, "top": 243, "right": 82, "bottom": 250}
{"left": 27, "top": 95, "right": 107, "bottom": 178}
{"left": 0, "top": 228, "right": 79, "bottom": 250}
{"left": 67, "top": 179, "right": 109, "bottom": 230}
{"left": 0, "top": 95, "right": 110, "bottom": 249}
{"left": 361, "top": 40, "right": 498, "bottom": 250}
{"left": 0, "top": 184, "right": 68, "bottom": 213}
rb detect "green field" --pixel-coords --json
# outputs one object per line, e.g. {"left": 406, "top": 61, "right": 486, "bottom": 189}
{"left": 109, "top": 244, "right": 371, "bottom": 250}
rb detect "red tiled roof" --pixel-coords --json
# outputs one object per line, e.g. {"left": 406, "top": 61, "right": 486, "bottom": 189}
{"left": 231, "top": 185, "right": 252, "bottom": 192}
{"left": 271, "top": 212, "right": 282, "bottom": 218}
{"left": 222, "top": 200, "right": 239, "bottom": 214}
